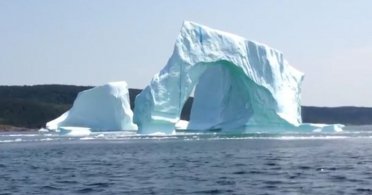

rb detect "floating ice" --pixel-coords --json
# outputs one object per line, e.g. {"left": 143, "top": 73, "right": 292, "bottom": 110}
{"left": 46, "top": 81, "right": 137, "bottom": 133}
{"left": 134, "top": 21, "right": 306, "bottom": 134}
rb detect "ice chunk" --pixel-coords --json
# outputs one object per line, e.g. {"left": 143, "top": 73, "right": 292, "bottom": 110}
{"left": 175, "top": 120, "right": 189, "bottom": 130}
{"left": 59, "top": 127, "right": 92, "bottom": 136}
{"left": 46, "top": 81, "right": 137, "bottom": 132}
{"left": 299, "top": 123, "right": 345, "bottom": 132}
{"left": 134, "top": 21, "right": 304, "bottom": 134}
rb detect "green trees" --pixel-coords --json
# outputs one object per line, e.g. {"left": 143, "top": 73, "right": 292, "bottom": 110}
{"left": 0, "top": 85, "right": 90, "bottom": 128}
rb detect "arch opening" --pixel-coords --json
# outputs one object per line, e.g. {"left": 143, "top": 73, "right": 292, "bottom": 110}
{"left": 185, "top": 61, "right": 253, "bottom": 131}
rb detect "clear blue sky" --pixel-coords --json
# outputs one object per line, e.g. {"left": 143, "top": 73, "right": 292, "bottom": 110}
{"left": 0, "top": 1, "right": 371, "bottom": 106}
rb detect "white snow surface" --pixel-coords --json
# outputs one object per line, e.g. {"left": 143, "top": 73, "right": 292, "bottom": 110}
{"left": 134, "top": 21, "right": 304, "bottom": 134}
{"left": 46, "top": 81, "right": 137, "bottom": 132}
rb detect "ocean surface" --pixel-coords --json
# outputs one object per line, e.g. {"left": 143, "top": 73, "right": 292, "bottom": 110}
{"left": 2, "top": 126, "right": 372, "bottom": 194}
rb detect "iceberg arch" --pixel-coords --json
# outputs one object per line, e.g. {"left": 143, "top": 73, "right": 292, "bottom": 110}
{"left": 47, "top": 81, "right": 137, "bottom": 133}
{"left": 134, "top": 21, "right": 304, "bottom": 134}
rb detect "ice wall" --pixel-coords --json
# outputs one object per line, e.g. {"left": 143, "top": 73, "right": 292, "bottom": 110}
{"left": 46, "top": 81, "right": 137, "bottom": 132}
{"left": 134, "top": 21, "right": 304, "bottom": 134}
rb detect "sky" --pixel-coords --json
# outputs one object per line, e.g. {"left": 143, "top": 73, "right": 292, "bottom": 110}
{"left": 0, "top": 0, "right": 371, "bottom": 107}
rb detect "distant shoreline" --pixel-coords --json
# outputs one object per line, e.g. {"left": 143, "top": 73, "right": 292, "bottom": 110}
{"left": 1, "top": 85, "right": 372, "bottom": 131}
{"left": 0, "top": 124, "right": 37, "bottom": 132}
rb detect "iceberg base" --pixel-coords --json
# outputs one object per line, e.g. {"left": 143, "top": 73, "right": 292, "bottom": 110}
{"left": 138, "top": 122, "right": 176, "bottom": 135}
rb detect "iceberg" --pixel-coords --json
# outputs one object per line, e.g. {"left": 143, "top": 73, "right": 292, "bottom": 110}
{"left": 134, "top": 21, "right": 305, "bottom": 134}
{"left": 46, "top": 81, "right": 137, "bottom": 133}
{"left": 45, "top": 21, "right": 342, "bottom": 135}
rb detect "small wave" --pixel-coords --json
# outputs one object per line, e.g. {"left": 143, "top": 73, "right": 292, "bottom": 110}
{"left": 0, "top": 133, "right": 39, "bottom": 137}
{"left": 40, "top": 138, "right": 54, "bottom": 142}
{"left": 75, "top": 187, "right": 96, "bottom": 193}
{"left": 0, "top": 139, "right": 16, "bottom": 143}
{"left": 80, "top": 137, "right": 96, "bottom": 141}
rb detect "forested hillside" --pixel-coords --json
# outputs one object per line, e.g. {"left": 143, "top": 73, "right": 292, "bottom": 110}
{"left": 0, "top": 85, "right": 90, "bottom": 129}
{"left": 0, "top": 85, "right": 371, "bottom": 130}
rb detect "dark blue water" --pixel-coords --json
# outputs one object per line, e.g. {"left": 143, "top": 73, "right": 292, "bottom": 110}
{"left": 1, "top": 130, "right": 372, "bottom": 194}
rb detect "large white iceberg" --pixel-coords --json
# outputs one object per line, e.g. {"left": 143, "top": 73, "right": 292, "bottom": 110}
{"left": 46, "top": 81, "right": 137, "bottom": 134}
{"left": 134, "top": 21, "right": 305, "bottom": 134}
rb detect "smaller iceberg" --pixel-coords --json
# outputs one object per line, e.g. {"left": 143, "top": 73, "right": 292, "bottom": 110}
{"left": 46, "top": 81, "right": 137, "bottom": 134}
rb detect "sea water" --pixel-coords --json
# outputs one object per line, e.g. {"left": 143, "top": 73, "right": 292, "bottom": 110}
{"left": 1, "top": 126, "right": 372, "bottom": 194}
